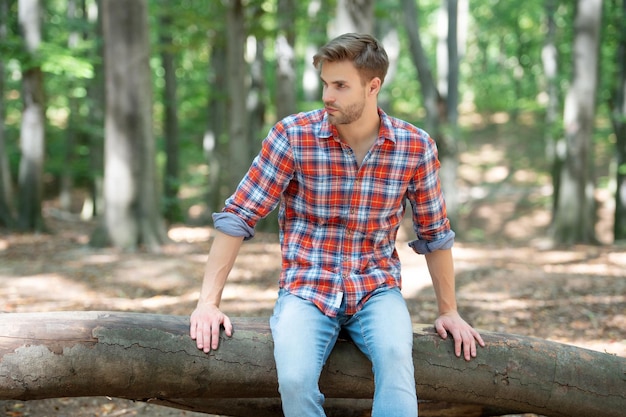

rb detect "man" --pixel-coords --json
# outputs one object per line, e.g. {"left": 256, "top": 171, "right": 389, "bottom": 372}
{"left": 190, "top": 33, "right": 484, "bottom": 417}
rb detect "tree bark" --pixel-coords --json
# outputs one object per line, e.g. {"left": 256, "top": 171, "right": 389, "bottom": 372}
{"left": 0, "top": 0, "right": 14, "bottom": 228}
{"left": 552, "top": 0, "right": 602, "bottom": 244}
{"left": 17, "top": 0, "right": 46, "bottom": 232}
{"left": 82, "top": 0, "right": 105, "bottom": 221}
{"left": 437, "top": 0, "right": 460, "bottom": 227}
{"left": 331, "top": 0, "right": 374, "bottom": 36}
{"left": 226, "top": 0, "right": 249, "bottom": 191}
{"left": 158, "top": 2, "right": 182, "bottom": 223}
{"left": 542, "top": 0, "right": 561, "bottom": 218}
{"left": 612, "top": 0, "right": 626, "bottom": 241}
{"left": 93, "top": 0, "right": 168, "bottom": 250}
{"left": 275, "top": 0, "right": 297, "bottom": 120}
{"left": 1, "top": 312, "right": 624, "bottom": 417}
{"left": 401, "top": 0, "right": 442, "bottom": 140}
{"left": 205, "top": 30, "right": 228, "bottom": 217}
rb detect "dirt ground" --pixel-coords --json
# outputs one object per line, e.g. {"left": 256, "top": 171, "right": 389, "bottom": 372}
{"left": 1, "top": 122, "right": 625, "bottom": 416}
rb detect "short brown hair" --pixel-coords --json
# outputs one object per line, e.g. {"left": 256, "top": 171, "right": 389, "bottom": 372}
{"left": 313, "top": 33, "right": 389, "bottom": 85}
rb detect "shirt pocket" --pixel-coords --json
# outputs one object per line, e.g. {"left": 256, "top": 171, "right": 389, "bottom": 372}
{"left": 359, "top": 176, "right": 408, "bottom": 215}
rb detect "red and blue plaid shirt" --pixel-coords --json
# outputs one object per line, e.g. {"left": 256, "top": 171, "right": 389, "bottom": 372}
{"left": 214, "top": 108, "right": 453, "bottom": 317}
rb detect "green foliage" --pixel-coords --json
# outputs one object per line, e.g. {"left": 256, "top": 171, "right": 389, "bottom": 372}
{"left": 40, "top": 42, "right": 94, "bottom": 79}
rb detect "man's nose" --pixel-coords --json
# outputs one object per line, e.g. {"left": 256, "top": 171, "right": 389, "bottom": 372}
{"left": 322, "top": 88, "right": 334, "bottom": 104}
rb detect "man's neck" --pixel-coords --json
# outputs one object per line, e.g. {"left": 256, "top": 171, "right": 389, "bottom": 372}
{"left": 336, "top": 107, "right": 380, "bottom": 146}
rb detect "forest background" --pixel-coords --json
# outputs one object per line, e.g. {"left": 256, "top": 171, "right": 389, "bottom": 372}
{"left": 0, "top": 0, "right": 625, "bottom": 416}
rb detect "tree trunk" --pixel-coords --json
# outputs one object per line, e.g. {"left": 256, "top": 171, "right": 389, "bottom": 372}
{"left": 82, "top": 0, "right": 105, "bottom": 221}
{"left": 436, "top": 0, "right": 461, "bottom": 227}
{"left": 159, "top": 3, "right": 182, "bottom": 223}
{"left": 275, "top": 0, "right": 296, "bottom": 120}
{"left": 247, "top": 34, "right": 266, "bottom": 163}
{"left": 331, "top": 0, "right": 374, "bottom": 36}
{"left": 17, "top": 0, "right": 45, "bottom": 232}
{"left": 205, "top": 31, "right": 228, "bottom": 217}
{"left": 612, "top": 0, "right": 626, "bottom": 241}
{"left": 59, "top": 0, "right": 80, "bottom": 213}
{"left": 542, "top": 0, "right": 561, "bottom": 218}
{"left": 302, "top": 1, "right": 324, "bottom": 102}
{"left": 401, "top": 0, "right": 441, "bottom": 138}
{"left": 226, "top": 0, "right": 249, "bottom": 191}
{"left": 552, "top": 0, "right": 602, "bottom": 244}
{"left": 93, "top": 0, "right": 168, "bottom": 251}
{"left": 375, "top": 22, "right": 401, "bottom": 112}
{"left": 0, "top": 0, "right": 14, "bottom": 228}
{"left": 1, "top": 312, "right": 624, "bottom": 417}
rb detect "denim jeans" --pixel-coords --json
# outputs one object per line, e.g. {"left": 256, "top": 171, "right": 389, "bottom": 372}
{"left": 270, "top": 287, "right": 418, "bottom": 417}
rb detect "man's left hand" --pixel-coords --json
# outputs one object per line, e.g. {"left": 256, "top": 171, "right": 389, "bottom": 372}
{"left": 434, "top": 311, "right": 485, "bottom": 361}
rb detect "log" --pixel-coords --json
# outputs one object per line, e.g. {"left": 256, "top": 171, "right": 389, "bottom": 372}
{"left": 0, "top": 312, "right": 624, "bottom": 417}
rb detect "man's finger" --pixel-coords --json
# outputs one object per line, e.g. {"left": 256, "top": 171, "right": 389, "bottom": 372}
{"left": 463, "top": 336, "right": 472, "bottom": 360}
{"left": 223, "top": 316, "right": 233, "bottom": 337}
{"left": 451, "top": 330, "right": 462, "bottom": 357}
{"left": 189, "top": 318, "right": 197, "bottom": 340}
{"left": 435, "top": 321, "right": 448, "bottom": 340}
{"left": 211, "top": 320, "right": 221, "bottom": 350}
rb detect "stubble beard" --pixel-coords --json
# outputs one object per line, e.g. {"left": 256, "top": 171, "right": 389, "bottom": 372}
{"left": 327, "top": 100, "right": 366, "bottom": 126}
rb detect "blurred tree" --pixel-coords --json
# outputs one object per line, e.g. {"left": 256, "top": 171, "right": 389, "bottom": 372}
{"left": 0, "top": 0, "right": 14, "bottom": 228}
{"left": 17, "top": 0, "right": 45, "bottom": 232}
{"left": 82, "top": 0, "right": 105, "bottom": 221}
{"left": 612, "top": 0, "right": 626, "bottom": 241}
{"left": 91, "top": 0, "right": 167, "bottom": 250}
{"left": 246, "top": 5, "right": 266, "bottom": 163}
{"left": 542, "top": 0, "right": 560, "bottom": 215}
{"left": 551, "top": 0, "right": 603, "bottom": 244}
{"left": 301, "top": 0, "right": 326, "bottom": 102}
{"left": 331, "top": 0, "right": 373, "bottom": 36}
{"left": 437, "top": 0, "right": 462, "bottom": 227}
{"left": 158, "top": 1, "right": 182, "bottom": 223}
{"left": 226, "top": 0, "right": 249, "bottom": 191}
{"left": 402, "top": 0, "right": 463, "bottom": 226}
{"left": 59, "top": 0, "right": 80, "bottom": 213}
{"left": 205, "top": 29, "right": 228, "bottom": 217}
{"left": 401, "top": 0, "right": 441, "bottom": 143}
{"left": 275, "top": 0, "right": 297, "bottom": 120}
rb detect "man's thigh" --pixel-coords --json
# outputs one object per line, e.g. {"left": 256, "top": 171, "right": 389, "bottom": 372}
{"left": 270, "top": 291, "right": 341, "bottom": 374}
{"left": 345, "top": 287, "right": 414, "bottom": 360}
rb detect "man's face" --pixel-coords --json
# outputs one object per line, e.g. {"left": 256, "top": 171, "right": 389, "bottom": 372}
{"left": 320, "top": 60, "right": 368, "bottom": 126}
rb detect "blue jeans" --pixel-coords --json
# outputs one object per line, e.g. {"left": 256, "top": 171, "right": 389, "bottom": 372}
{"left": 270, "top": 287, "right": 418, "bottom": 417}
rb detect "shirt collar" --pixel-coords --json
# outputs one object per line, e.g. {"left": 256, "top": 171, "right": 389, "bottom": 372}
{"left": 317, "top": 107, "right": 397, "bottom": 145}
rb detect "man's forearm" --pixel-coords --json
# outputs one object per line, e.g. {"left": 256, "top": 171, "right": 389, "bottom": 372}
{"left": 424, "top": 249, "right": 458, "bottom": 315}
{"left": 197, "top": 230, "right": 245, "bottom": 307}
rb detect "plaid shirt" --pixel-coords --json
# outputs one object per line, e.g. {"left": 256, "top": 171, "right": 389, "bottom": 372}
{"left": 217, "top": 108, "right": 452, "bottom": 317}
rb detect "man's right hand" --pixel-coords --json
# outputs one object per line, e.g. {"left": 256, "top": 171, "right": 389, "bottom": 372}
{"left": 190, "top": 303, "right": 233, "bottom": 353}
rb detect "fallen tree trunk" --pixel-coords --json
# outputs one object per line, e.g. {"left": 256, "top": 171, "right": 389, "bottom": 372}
{"left": 0, "top": 312, "right": 624, "bottom": 417}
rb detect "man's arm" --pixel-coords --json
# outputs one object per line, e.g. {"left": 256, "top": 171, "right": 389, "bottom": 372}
{"left": 425, "top": 248, "right": 485, "bottom": 360}
{"left": 190, "top": 230, "right": 244, "bottom": 353}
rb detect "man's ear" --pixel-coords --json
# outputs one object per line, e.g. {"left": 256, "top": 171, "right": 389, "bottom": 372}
{"left": 369, "top": 77, "right": 382, "bottom": 96}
